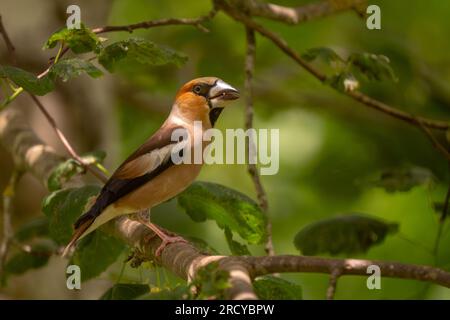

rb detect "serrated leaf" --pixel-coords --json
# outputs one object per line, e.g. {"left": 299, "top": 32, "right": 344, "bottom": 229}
{"left": 224, "top": 228, "right": 251, "bottom": 256}
{"left": 302, "top": 47, "right": 343, "bottom": 64}
{"left": 42, "top": 185, "right": 101, "bottom": 244}
{"left": 0, "top": 65, "right": 54, "bottom": 95}
{"left": 47, "top": 151, "right": 106, "bottom": 191}
{"left": 70, "top": 231, "right": 126, "bottom": 282}
{"left": 373, "top": 166, "right": 435, "bottom": 193}
{"left": 14, "top": 217, "right": 49, "bottom": 242}
{"left": 4, "top": 240, "right": 56, "bottom": 276}
{"left": 44, "top": 25, "right": 100, "bottom": 54}
{"left": 192, "top": 262, "right": 230, "bottom": 300}
{"left": 254, "top": 276, "right": 302, "bottom": 300}
{"left": 348, "top": 53, "right": 398, "bottom": 82}
{"left": 177, "top": 181, "right": 267, "bottom": 245}
{"left": 50, "top": 58, "right": 103, "bottom": 82}
{"left": 98, "top": 38, "right": 187, "bottom": 72}
{"left": 100, "top": 284, "right": 149, "bottom": 300}
{"left": 294, "top": 214, "right": 398, "bottom": 256}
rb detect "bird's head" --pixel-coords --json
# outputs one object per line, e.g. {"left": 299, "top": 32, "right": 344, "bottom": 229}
{"left": 173, "top": 77, "right": 240, "bottom": 126}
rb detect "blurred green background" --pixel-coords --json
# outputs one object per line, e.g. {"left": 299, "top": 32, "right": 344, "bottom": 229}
{"left": 1, "top": 0, "right": 450, "bottom": 299}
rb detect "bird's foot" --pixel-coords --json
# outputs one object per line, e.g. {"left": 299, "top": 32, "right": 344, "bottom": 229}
{"left": 155, "top": 235, "right": 188, "bottom": 257}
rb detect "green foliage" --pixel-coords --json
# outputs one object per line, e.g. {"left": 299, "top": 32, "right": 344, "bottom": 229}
{"left": 14, "top": 217, "right": 49, "bottom": 242}
{"left": 294, "top": 214, "right": 399, "bottom": 256}
{"left": 253, "top": 276, "right": 302, "bottom": 300}
{"left": 44, "top": 25, "right": 101, "bottom": 54}
{"left": 70, "top": 231, "right": 126, "bottom": 282}
{"left": 348, "top": 53, "right": 398, "bottom": 82}
{"left": 224, "top": 228, "right": 251, "bottom": 256}
{"left": 0, "top": 65, "right": 54, "bottom": 95}
{"left": 98, "top": 38, "right": 187, "bottom": 72}
{"left": 372, "top": 166, "right": 435, "bottom": 193}
{"left": 3, "top": 240, "right": 56, "bottom": 279}
{"left": 41, "top": 185, "right": 101, "bottom": 244}
{"left": 100, "top": 283, "right": 149, "bottom": 300}
{"left": 49, "top": 58, "right": 103, "bottom": 82}
{"left": 184, "top": 236, "right": 219, "bottom": 255}
{"left": 302, "top": 47, "right": 343, "bottom": 64}
{"left": 177, "top": 181, "right": 267, "bottom": 245}
{"left": 47, "top": 151, "right": 106, "bottom": 191}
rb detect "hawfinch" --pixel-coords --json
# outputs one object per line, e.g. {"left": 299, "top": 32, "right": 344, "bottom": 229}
{"left": 62, "top": 77, "right": 239, "bottom": 257}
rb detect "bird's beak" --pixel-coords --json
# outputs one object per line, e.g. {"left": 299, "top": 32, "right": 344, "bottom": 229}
{"left": 209, "top": 80, "right": 240, "bottom": 103}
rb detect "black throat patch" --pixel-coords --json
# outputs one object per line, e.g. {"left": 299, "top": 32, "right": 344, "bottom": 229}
{"left": 209, "top": 107, "right": 224, "bottom": 127}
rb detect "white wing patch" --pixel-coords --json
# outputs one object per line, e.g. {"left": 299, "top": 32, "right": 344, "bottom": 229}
{"left": 114, "top": 144, "right": 175, "bottom": 179}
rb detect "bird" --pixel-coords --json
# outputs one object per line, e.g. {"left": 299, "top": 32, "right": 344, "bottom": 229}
{"left": 62, "top": 77, "right": 240, "bottom": 257}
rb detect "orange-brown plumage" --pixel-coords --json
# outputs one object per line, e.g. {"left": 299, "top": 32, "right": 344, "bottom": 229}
{"left": 62, "top": 77, "right": 239, "bottom": 257}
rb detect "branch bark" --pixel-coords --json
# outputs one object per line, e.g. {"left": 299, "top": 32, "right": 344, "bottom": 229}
{"left": 226, "top": 0, "right": 366, "bottom": 25}
{"left": 2, "top": 107, "right": 450, "bottom": 300}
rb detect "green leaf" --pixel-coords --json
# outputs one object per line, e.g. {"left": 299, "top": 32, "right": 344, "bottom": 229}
{"left": 98, "top": 38, "right": 187, "bottom": 72}
{"left": 100, "top": 283, "right": 149, "bottom": 300}
{"left": 0, "top": 66, "right": 54, "bottom": 95}
{"left": 294, "top": 214, "right": 398, "bottom": 256}
{"left": 177, "top": 181, "right": 267, "bottom": 245}
{"left": 44, "top": 25, "right": 100, "bottom": 54}
{"left": 14, "top": 217, "right": 49, "bottom": 242}
{"left": 50, "top": 58, "right": 103, "bottom": 82}
{"left": 348, "top": 52, "right": 398, "bottom": 82}
{"left": 224, "top": 228, "right": 251, "bottom": 256}
{"left": 42, "top": 185, "right": 101, "bottom": 244}
{"left": 302, "top": 47, "right": 343, "bottom": 64}
{"left": 373, "top": 166, "right": 435, "bottom": 193}
{"left": 4, "top": 240, "right": 56, "bottom": 276}
{"left": 70, "top": 231, "right": 126, "bottom": 282}
{"left": 47, "top": 151, "right": 106, "bottom": 191}
{"left": 254, "top": 276, "right": 302, "bottom": 300}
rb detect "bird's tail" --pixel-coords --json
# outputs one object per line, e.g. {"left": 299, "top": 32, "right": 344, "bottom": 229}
{"left": 61, "top": 215, "right": 95, "bottom": 258}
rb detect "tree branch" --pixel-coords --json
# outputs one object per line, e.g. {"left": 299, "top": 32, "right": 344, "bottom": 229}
{"left": 216, "top": 1, "right": 450, "bottom": 131}
{"left": 226, "top": 0, "right": 366, "bottom": 25}
{"left": 92, "top": 9, "right": 217, "bottom": 34}
{"left": 244, "top": 26, "right": 274, "bottom": 256}
{"left": 2, "top": 107, "right": 450, "bottom": 299}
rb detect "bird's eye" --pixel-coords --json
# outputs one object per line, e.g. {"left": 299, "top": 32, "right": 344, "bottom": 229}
{"left": 193, "top": 85, "right": 202, "bottom": 94}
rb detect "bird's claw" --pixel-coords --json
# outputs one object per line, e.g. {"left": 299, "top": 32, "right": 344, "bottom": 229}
{"left": 155, "top": 235, "right": 188, "bottom": 257}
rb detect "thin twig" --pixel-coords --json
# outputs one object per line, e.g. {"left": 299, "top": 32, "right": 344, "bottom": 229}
{"left": 244, "top": 27, "right": 274, "bottom": 256}
{"left": 217, "top": 1, "right": 450, "bottom": 131}
{"left": 326, "top": 267, "right": 342, "bottom": 300}
{"left": 28, "top": 94, "right": 108, "bottom": 183}
{"left": 0, "top": 15, "right": 16, "bottom": 65}
{"left": 0, "top": 170, "right": 21, "bottom": 275}
{"left": 92, "top": 10, "right": 217, "bottom": 34}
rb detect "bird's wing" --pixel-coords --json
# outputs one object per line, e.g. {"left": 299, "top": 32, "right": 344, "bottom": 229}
{"left": 73, "top": 123, "right": 186, "bottom": 229}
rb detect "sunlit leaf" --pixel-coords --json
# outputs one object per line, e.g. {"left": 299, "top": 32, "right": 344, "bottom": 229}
{"left": 294, "top": 214, "right": 398, "bottom": 256}
{"left": 42, "top": 185, "right": 101, "bottom": 244}
{"left": 254, "top": 276, "right": 302, "bottom": 300}
{"left": 44, "top": 25, "right": 101, "bottom": 54}
{"left": 177, "top": 181, "right": 267, "bottom": 245}
{"left": 100, "top": 283, "right": 149, "bottom": 300}
{"left": 98, "top": 38, "right": 187, "bottom": 72}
